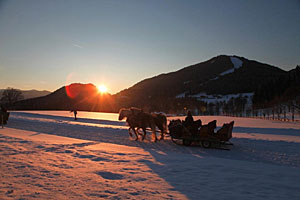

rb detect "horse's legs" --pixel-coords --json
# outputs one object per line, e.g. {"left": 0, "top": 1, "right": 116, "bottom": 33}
{"left": 151, "top": 126, "right": 157, "bottom": 142}
{"left": 128, "top": 127, "right": 133, "bottom": 137}
{"left": 137, "top": 128, "right": 143, "bottom": 136}
{"left": 159, "top": 128, "right": 164, "bottom": 140}
{"left": 159, "top": 122, "right": 167, "bottom": 140}
{"left": 141, "top": 128, "right": 147, "bottom": 141}
{"left": 132, "top": 128, "right": 139, "bottom": 141}
{"left": 129, "top": 126, "right": 139, "bottom": 140}
{"left": 156, "top": 124, "right": 166, "bottom": 140}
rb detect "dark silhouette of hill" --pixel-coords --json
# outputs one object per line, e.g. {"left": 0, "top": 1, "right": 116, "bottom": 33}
{"left": 13, "top": 83, "right": 116, "bottom": 112}
{"left": 115, "top": 55, "right": 286, "bottom": 109}
{"left": 21, "top": 89, "right": 51, "bottom": 99}
{"left": 0, "top": 89, "right": 50, "bottom": 100}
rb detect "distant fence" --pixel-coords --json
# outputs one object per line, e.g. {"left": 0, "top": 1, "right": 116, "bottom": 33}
{"left": 220, "top": 109, "right": 300, "bottom": 123}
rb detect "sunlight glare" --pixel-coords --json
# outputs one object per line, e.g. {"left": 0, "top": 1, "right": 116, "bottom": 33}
{"left": 97, "top": 84, "right": 108, "bottom": 93}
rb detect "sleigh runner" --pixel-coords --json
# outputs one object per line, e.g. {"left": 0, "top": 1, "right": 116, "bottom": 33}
{"left": 168, "top": 119, "right": 234, "bottom": 150}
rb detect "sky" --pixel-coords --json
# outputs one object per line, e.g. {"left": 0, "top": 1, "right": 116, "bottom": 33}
{"left": 0, "top": 0, "right": 300, "bottom": 94}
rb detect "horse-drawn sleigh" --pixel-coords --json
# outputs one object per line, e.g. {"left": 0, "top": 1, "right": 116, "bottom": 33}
{"left": 119, "top": 107, "right": 234, "bottom": 149}
{"left": 168, "top": 119, "right": 234, "bottom": 150}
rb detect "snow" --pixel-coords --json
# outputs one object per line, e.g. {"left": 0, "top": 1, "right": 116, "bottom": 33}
{"left": 210, "top": 56, "right": 244, "bottom": 78}
{"left": 1, "top": 111, "right": 300, "bottom": 199}
{"left": 176, "top": 92, "right": 186, "bottom": 98}
{"left": 13, "top": 110, "right": 118, "bottom": 121}
{"left": 210, "top": 76, "right": 219, "bottom": 80}
{"left": 219, "top": 68, "right": 235, "bottom": 76}
{"left": 230, "top": 56, "right": 243, "bottom": 69}
{"left": 185, "top": 56, "right": 244, "bottom": 85}
{"left": 184, "top": 92, "right": 254, "bottom": 104}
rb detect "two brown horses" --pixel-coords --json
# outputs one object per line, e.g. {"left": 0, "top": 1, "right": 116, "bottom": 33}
{"left": 118, "top": 108, "right": 167, "bottom": 142}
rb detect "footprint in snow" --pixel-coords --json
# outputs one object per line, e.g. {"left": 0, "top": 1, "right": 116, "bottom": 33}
{"left": 91, "top": 157, "right": 109, "bottom": 162}
{"left": 85, "top": 193, "right": 108, "bottom": 198}
{"left": 78, "top": 154, "right": 95, "bottom": 159}
{"left": 96, "top": 171, "right": 124, "bottom": 180}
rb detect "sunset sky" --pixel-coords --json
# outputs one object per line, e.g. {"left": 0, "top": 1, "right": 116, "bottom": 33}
{"left": 0, "top": 0, "right": 299, "bottom": 94}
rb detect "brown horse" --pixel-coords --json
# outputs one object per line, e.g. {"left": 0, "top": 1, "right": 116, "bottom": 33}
{"left": 151, "top": 113, "right": 168, "bottom": 140}
{"left": 118, "top": 108, "right": 157, "bottom": 142}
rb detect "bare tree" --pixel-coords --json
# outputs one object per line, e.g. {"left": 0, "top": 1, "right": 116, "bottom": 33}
{"left": 294, "top": 96, "right": 300, "bottom": 111}
{"left": 0, "top": 88, "right": 24, "bottom": 105}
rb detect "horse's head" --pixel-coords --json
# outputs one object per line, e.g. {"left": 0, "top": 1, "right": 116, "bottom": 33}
{"left": 118, "top": 108, "right": 131, "bottom": 121}
{"left": 118, "top": 108, "right": 125, "bottom": 120}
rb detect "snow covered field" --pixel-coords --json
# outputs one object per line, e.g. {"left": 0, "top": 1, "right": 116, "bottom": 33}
{"left": 1, "top": 111, "right": 300, "bottom": 199}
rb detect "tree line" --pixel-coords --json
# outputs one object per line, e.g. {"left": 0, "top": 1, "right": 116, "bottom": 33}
{"left": 252, "top": 65, "right": 300, "bottom": 121}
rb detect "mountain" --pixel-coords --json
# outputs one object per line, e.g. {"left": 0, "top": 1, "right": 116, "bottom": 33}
{"left": 12, "top": 83, "right": 116, "bottom": 112}
{"left": 0, "top": 89, "right": 51, "bottom": 100}
{"left": 253, "top": 65, "right": 300, "bottom": 108}
{"left": 115, "top": 55, "right": 287, "bottom": 110}
{"left": 11, "top": 55, "right": 291, "bottom": 113}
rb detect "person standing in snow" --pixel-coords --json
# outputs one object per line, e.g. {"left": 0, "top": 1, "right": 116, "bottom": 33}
{"left": 71, "top": 110, "right": 78, "bottom": 120}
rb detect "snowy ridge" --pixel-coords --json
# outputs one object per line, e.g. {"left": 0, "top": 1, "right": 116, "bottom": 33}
{"left": 220, "top": 56, "right": 243, "bottom": 76}
{"left": 230, "top": 56, "right": 243, "bottom": 69}
{"left": 211, "top": 56, "right": 244, "bottom": 79}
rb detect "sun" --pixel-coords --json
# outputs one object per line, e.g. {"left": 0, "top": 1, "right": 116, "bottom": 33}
{"left": 97, "top": 84, "right": 108, "bottom": 93}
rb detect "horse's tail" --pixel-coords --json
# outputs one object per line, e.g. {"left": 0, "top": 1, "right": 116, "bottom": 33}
{"left": 142, "top": 113, "right": 157, "bottom": 142}
{"left": 150, "top": 116, "right": 157, "bottom": 142}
